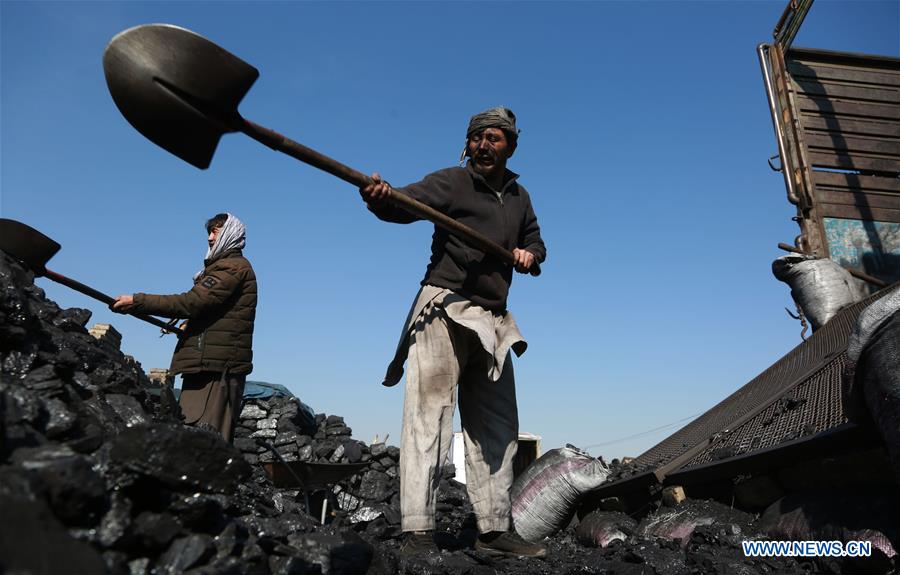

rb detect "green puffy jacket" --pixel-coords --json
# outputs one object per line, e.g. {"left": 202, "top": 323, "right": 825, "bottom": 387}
{"left": 132, "top": 249, "right": 257, "bottom": 375}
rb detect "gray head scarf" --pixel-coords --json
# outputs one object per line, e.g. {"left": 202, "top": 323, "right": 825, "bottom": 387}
{"left": 466, "top": 106, "right": 519, "bottom": 139}
{"left": 195, "top": 213, "right": 246, "bottom": 280}
{"left": 461, "top": 106, "right": 519, "bottom": 163}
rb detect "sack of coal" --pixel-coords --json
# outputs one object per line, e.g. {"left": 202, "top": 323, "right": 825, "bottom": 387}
{"left": 760, "top": 490, "right": 899, "bottom": 571}
{"left": 575, "top": 510, "right": 636, "bottom": 548}
{"left": 511, "top": 445, "right": 609, "bottom": 542}
{"left": 638, "top": 499, "right": 752, "bottom": 547}
{"left": 843, "top": 287, "right": 900, "bottom": 432}
{"left": 772, "top": 254, "right": 866, "bottom": 331}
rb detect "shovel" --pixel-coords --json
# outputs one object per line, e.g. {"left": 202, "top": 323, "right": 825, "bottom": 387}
{"left": 0, "top": 218, "right": 181, "bottom": 335}
{"left": 103, "top": 24, "right": 540, "bottom": 276}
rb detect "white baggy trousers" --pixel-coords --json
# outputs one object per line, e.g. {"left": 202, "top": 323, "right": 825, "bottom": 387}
{"left": 399, "top": 295, "right": 519, "bottom": 534}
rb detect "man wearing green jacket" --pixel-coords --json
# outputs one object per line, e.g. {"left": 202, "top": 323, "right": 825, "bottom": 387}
{"left": 113, "top": 213, "right": 257, "bottom": 443}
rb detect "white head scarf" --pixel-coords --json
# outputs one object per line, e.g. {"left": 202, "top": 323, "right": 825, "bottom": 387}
{"left": 195, "top": 213, "right": 246, "bottom": 280}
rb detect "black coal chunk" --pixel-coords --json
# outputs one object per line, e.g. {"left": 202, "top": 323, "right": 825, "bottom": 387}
{"left": 11, "top": 445, "right": 108, "bottom": 526}
{"left": 156, "top": 533, "right": 216, "bottom": 573}
{"left": 0, "top": 494, "right": 106, "bottom": 575}
{"left": 126, "top": 510, "right": 182, "bottom": 553}
{"left": 107, "top": 423, "right": 251, "bottom": 494}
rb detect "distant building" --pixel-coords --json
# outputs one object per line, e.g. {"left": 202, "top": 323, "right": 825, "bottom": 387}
{"left": 88, "top": 323, "right": 122, "bottom": 350}
{"left": 450, "top": 431, "right": 542, "bottom": 484}
{"left": 148, "top": 368, "right": 174, "bottom": 387}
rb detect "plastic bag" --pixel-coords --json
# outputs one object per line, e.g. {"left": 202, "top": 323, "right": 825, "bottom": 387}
{"left": 772, "top": 255, "right": 866, "bottom": 330}
{"left": 510, "top": 445, "right": 609, "bottom": 541}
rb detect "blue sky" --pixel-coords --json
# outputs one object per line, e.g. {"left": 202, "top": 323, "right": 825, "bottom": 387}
{"left": 2, "top": 1, "right": 898, "bottom": 459}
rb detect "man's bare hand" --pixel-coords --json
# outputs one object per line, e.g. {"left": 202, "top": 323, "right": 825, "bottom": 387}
{"left": 359, "top": 172, "right": 391, "bottom": 206}
{"left": 512, "top": 248, "right": 535, "bottom": 273}
{"left": 111, "top": 294, "right": 134, "bottom": 312}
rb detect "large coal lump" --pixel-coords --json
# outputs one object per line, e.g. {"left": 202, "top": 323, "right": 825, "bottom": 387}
{"left": 107, "top": 422, "right": 251, "bottom": 494}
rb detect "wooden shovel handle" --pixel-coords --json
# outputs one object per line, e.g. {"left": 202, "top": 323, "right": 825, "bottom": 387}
{"left": 42, "top": 268, "right": 183, "bottom": 335}
{"left": 240, "top": 119, "right": 541, "bottom": 277}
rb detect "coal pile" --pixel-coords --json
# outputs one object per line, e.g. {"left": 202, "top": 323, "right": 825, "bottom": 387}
{"left": 0, "top": 249, "right": 873, "bottom": 574}
{"left": 601, "top": 457, "right": 654, "bottom": 485}
{"left": 232, "top": 394, "right": 477, "bottom": 545}
{"left": 0, "top": 251, "right": 373, "bottom": 574}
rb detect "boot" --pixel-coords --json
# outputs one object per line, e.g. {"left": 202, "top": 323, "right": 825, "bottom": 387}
{"left": 475, "top": 530, "right": 547, "bottom": 558}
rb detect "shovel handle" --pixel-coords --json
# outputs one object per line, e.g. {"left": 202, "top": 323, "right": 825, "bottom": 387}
{"left": 240, "top": 119, "right": 541, "bottom": 277}
{"left": 41, "top": 268, "right": 183, "bottom": 335}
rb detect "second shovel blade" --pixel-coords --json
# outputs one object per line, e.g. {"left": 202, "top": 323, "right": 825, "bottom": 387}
{"left": 0, "top": 218, "right": 61, "bottom": 271}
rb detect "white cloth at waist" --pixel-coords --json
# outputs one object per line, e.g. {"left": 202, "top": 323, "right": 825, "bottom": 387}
{"left": 382, "top": 284, "right": 528, "bottom": 386}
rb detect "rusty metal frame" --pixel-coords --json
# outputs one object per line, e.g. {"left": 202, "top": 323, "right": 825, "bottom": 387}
{"left": 773, "top": 0, "right": 815, "bottom": 51}
{"left": 765, "top": 0, "right": 819, "bottom": 255}
{"left": 759, "top": 42, "right": 825, "bottom": 256}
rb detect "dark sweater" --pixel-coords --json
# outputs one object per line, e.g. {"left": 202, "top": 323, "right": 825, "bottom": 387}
{"left": 370, "top": 164, "right": 546, "bottom": 311}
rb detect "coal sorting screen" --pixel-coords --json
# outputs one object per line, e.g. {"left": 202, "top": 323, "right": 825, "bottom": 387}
{"left": 632, "top": 286, "right": 896, "bottom": 477}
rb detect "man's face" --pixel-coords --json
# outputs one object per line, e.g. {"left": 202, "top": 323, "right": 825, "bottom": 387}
{"left": 208, "top": 226, "right": 222, "bottom": 248}
{"left": 467, "top": 127, "right": 515, "bottom": 179}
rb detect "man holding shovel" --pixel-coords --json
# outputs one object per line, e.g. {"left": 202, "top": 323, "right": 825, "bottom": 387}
{"left": 359, "top": 107, "right": 547, "bottom": 557}
{"left": 111, "top": 213, "right": 257, "bottom": 443}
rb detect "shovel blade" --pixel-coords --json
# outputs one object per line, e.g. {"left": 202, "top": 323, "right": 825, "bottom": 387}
{"left": 103, "top": 24, "right": 259, "bottom": 169}
{"left": 0, "top": 219, "right": 61, "bottom": 271}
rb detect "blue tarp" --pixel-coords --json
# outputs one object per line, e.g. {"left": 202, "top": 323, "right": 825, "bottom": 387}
{"left": 147, "top": 380, "right": 315, "bottom": 423}
{"left": 244, "top": 380, "right": 316, "bottom": 427}
{"left": 244, "top": 380, "right": 295, "bottom": 399}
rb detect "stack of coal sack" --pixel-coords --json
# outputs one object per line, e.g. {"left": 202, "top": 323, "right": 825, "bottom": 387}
{"left": 2, "top": 249, "right": 881, "bottom": 574}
